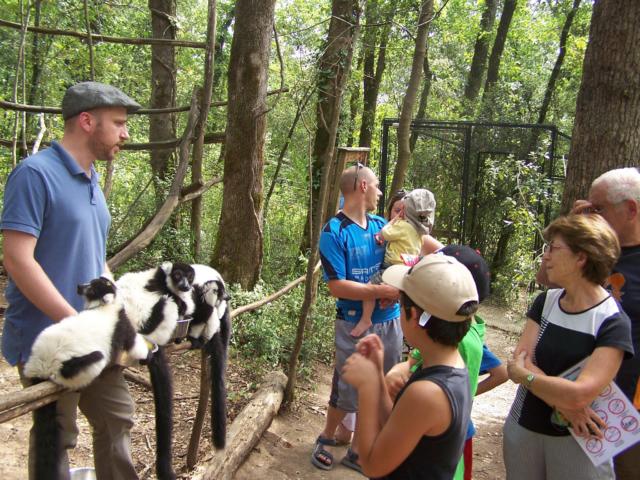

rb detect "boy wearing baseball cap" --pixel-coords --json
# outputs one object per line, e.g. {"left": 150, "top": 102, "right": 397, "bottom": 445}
{"left": 342, "top": 254, "right": 479, "bottom": 479}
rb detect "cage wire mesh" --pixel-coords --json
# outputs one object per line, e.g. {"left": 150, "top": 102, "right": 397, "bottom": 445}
{"left": 379, "top": 119, "right": 570, "bottom": 277}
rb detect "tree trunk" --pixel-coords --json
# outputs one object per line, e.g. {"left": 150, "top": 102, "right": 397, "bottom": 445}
{"left": 481, "top": 0, "right": 517, "bottom": 112}
{"left": 300, "top": 0, "right": 361, "bottom": 252}
{"left": 358, "top": 0, "right": 394, "bottom": 148}
{"left": 194, "top": 372, "right": 287, "bottom": 480}
{"left": 212, "top": 0, "right": 276, "bottom": 289}
{"left": 149, "top": 0, "right": 177, "bottom": 204}
{"left": 286, "top": 0, "right": 361, "bottom": 401}
{"left": 525, "top": 0, "right": 581, "bottom": 157}
{"left": 190, "top": 0, "right": 217, "bottom": 262}
{"left": 346, "top": 52, "right": 362, "bottom": 147}
{"left": 389, "top": 0, "right": 433, "bottom": 196}
{"left": 409, "top": 45, "right": 433, "bottom": 153}
{"left": 463, "top": 0, "right": 497, "bottom": 115}
{"left": 27, "top": 0, "right": 47, "bottom": 147}
{"left": 561, "top": 0, "right": 640, "bottom": 211}
{"left": 489, "top": 0, "right": 583, "bottom": 273}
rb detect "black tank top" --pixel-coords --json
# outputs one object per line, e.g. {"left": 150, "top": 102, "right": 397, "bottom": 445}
{"left": 375, "top": 364, "right": 471, "bottom": 480}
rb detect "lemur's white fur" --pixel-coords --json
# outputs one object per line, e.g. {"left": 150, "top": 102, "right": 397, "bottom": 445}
{"left": 190, "top": 264, "right": 228, "bottom": 341}
{"left": 24, "top": 279, "right": 148, "bottom": 389}
{"left": 116, "top": 262, "right": 195, "bottom": 346}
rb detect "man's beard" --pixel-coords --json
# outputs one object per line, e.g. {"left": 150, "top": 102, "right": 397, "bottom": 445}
{"left": 90, "top": 125, "right": 119, "bottom": 161}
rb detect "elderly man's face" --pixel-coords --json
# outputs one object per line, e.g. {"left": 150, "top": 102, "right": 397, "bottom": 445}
{"left": 588, "top": 184, "right": 626, "bottom": 237}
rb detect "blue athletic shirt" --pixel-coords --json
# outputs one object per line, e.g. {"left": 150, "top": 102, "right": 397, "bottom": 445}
{"left": 1, "top": 141, "right": 110, "bottom": 365}
{"left": 319, "top": 211, "right": 399, "bottom": 324}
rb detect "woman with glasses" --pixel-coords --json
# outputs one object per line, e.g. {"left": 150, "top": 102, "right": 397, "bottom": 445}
{"left": 503, "top": 214, "right": 633, "bottom": 480}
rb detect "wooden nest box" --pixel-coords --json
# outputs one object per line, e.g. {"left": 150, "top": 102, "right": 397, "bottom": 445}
{"left": 338, "top": 146, "right": 370, "bottom": 166}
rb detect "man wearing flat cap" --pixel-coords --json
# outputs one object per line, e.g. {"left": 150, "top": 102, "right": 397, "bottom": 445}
{"left": 342, "top": 254, "right": 478, "bottom": 479}
{"left": 1, "top": 82, "right": 141, "bottom": 479}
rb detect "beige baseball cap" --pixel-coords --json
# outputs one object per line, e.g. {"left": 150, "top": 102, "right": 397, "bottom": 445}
{"left": 382, "top": 253, "right": 478, "bottom": 322}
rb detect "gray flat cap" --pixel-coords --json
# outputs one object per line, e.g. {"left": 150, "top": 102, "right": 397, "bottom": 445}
{"left": 61, "top": 81, "right": 141, "bottom": 120}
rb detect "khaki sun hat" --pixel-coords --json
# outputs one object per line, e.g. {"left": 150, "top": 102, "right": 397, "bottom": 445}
{"left": 382, "top": 253, "right": 478, "bottom": 322}
{"left": 404, "top": 188, "right": 436, "bottom": 235}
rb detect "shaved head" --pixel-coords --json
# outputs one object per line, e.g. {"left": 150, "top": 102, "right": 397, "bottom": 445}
{"left": 340, "top": 164, "right": 375, "bottom": 195}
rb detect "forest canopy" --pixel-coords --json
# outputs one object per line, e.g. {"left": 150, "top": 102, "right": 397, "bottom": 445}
{"left": 0, "top": 0, "right": 595, "bottom": 301}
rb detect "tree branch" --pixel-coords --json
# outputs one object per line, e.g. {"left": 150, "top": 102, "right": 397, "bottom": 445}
{"left": 0, "top": 88, "right": 289, "bottom": 115}
{"left": 107, "top": 89, "right": 201, "bottom": 270}
{"left": 0, "top": 17, "right": 206, "bottom": 48}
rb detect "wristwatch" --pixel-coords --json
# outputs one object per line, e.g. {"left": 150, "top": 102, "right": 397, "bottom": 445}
{"left": 524, "top": 373, "right": 535, "bottom": 388}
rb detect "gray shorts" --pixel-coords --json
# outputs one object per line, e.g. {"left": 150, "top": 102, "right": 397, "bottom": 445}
{"left": 329, "top": 316, "right": 403, "bottom": 413}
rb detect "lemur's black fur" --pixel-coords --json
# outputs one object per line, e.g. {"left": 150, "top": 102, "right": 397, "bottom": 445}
{"left": 145, "top": 261, "right": 195, "bottom": 317}
{"left": 32, "top": 380, "right": 59, "bottom": 480}
{"left": 147, "top": 347, "right": 176, "bottom": 480}
{"left": 208, "top": 307, "right": 231, "bottom": 449}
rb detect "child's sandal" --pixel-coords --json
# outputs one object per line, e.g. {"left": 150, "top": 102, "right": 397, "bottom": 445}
{"left": 311, "top": 435, "right": 337, "bottom": 470}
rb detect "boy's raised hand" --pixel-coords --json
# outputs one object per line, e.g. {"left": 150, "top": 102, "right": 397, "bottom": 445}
{"left": 342, "top": 352, "right": 378, "bottom": 388}
{"left": 356, "top": 334, "right": 385, "bottom": 371}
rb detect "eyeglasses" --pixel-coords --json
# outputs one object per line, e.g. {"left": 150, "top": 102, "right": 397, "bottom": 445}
{"left": 543, "top": 243, "right": 571, "bottom": 254}
{"left": 353, "top": 162, "right": 364, "bottom": 191}
{"left": 583, "top": 200, "right": 626, "bottom": 215}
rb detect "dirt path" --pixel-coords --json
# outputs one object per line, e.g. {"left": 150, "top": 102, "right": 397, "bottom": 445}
{"left": 0, "top": 300, "right": 523, "bottom": 479}
{"left": 236, "top": 304, "right": 522, "bottom": 479}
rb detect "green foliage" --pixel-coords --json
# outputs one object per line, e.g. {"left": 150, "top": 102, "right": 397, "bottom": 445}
{"left": 229, "top": 281, "right": 335, "bottom": 377}
{"left": 0, "top": 0, "right": 596, "bottom": 354}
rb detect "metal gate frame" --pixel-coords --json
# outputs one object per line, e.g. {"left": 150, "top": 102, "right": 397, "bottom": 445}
{"left": 378, "top": 118, "right": 571, "bottom": 244}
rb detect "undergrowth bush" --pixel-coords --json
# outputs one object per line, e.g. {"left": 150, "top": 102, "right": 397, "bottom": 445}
{"left": 228, "top": 280, "right": 335, "bottom": 379}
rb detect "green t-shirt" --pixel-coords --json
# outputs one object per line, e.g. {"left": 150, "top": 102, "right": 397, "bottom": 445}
{"left": 409, "top": 314, "right": 485, "bottom": 395}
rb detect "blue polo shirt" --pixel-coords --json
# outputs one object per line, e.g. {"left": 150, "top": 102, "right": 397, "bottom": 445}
{"left": 1, "top": 141, "right": 110, "bottom": 365}
{"left": 319, "top": 211, "right": 399, "bottom": 324}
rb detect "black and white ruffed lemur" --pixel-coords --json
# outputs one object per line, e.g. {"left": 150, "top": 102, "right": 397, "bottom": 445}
{"left": 116, "top": 261, "right": 196, "bottom": 480}
{"left": 188, "top": 264, "right": 231, "bottom": 449}
{"left": 24, "top": 275, "right": 149, "bottom": 480}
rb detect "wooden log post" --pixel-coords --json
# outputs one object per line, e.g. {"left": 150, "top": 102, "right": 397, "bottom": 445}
{"left": 186, "top": 349, "right": 211, "bottom": 470}
{"left": 192, "top": 371, "right": 287, "bottom": 480}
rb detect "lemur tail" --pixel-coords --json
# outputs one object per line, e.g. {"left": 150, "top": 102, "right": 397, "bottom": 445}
{"left": 208, "top": 308, "right": 231, "bottom": 449}
{"left": 147, "top": 347, "right": 176, "bottom": 480}
{"left": 32, "top": 379, "right": 60, "bottom": 480}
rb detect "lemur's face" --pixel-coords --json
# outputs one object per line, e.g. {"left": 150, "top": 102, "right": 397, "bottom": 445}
{"left": 201, "top": 280, "right": 228, "bottom": 306}
{"left": 77, "top": 277, "right": 117, "bottom": 307}
{"left": 170, "top": 263, "right": 195, "bottom": 292}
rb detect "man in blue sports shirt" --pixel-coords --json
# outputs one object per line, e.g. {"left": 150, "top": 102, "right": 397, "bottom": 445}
{"left": 2, "top": 82, "right": 140, "bottom": 480}
{"left": 311, "top": 164, "right": 403, "bottom": 473}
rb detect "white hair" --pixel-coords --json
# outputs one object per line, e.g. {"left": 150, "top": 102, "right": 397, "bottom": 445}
{"left": 592, "top": 167, "right": 640, "bottom": 203}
